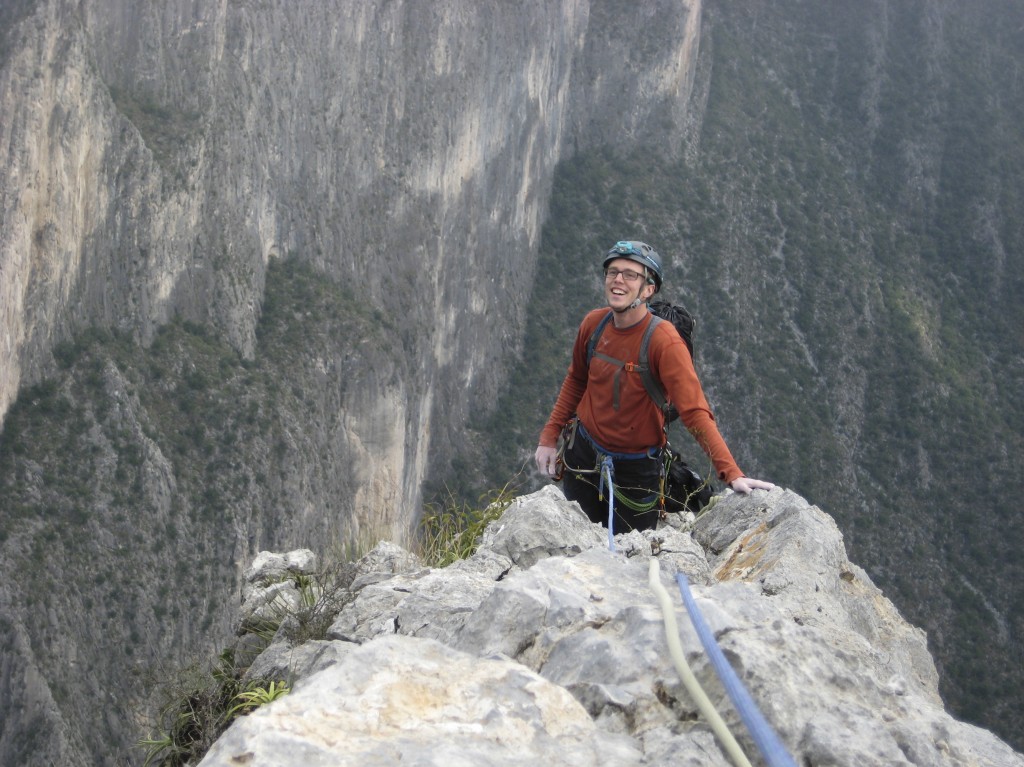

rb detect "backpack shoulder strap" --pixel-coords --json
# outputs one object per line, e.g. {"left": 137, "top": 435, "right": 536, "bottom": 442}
{"left": 586, "top": 311, "right": 677, "bottom": 422}
{"left": 638, "top": 315, "right": 670, "bottom": 415}
{"left": 585, "top": 311, "right": 616, "bottom": 366}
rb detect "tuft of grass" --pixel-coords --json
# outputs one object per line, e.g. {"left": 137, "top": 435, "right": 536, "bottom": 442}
{"left": 226, "top": 680, "right": 290, "bottom": 719}
{"left": 275, "top": 565, "right": 356, "bottom": 644}
{"left": 139, "top": 645, "right": 295, "bottom": 766}
{"left": 139, "top": 649, "right": 244, "bottom": 767}
{"left": 417, "top": 484, "right": 516, "bottom": 568}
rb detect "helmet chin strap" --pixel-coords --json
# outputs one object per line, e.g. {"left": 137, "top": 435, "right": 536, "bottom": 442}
{"left": 629, "top": 268, "right": 654, "bottom": 309}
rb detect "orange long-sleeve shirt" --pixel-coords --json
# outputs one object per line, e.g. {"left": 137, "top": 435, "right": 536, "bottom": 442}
{"left": 539, "top": 308, "right": 744, "bottom": 484}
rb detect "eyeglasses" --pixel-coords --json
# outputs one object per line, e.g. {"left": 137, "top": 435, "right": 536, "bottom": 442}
{"left": 604, "top": 267, "right": 646, "bottom": 283}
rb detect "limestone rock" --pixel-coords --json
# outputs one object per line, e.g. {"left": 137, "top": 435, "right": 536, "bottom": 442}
{"left": 242, "top": 639, "right": 353, "bottom": 686}
{"left": 205, "top": 487, "right": 1024, "bottom": 767}
{"left": 203, "top": 634, "right": 643, "bottom": 767}
{"left": 243, "top": 549, "right": 319, "bottom": 585}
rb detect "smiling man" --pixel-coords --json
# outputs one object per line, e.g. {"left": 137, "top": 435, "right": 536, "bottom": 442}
{"left": 535, "top": 240, "right": 774, "bottom": 532}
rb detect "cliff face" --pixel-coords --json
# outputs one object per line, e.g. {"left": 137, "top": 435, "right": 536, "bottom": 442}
{"left": 1, "top": 0, "right": 698, "bottom": 433}
{"left": 0, "top": 1, "right": 701, "bottom": 764}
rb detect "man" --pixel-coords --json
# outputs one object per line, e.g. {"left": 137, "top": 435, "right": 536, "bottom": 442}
{"left": 535, "top": 240, "right": 774, "bottom": 532}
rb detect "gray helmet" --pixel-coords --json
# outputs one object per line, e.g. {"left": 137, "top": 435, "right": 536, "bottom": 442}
{"left": 603, "top": 240, "right": 663, "bottom": 292}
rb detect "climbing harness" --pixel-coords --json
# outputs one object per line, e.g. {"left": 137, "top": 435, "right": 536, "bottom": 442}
{"left": 561, "top": 420, "right": 661, "bottom": 551}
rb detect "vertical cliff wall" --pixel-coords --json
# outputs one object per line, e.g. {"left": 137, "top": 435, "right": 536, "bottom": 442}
{"left": 0, "top": 1, "right": 702, "bottom": 764}
{"left": 1, "top": 0, "right": 700, "bottom": 513}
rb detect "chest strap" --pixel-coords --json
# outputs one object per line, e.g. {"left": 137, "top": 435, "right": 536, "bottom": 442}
{"left": 591, "top": 350, "right": 647, "bottom": 411}
{"left": 587, "top": 311, "right": 667, "bottom": 414}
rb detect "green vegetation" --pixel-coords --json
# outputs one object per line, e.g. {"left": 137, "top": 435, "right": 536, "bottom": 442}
{"left": 417, "top": 484, "right": 516, "bottom": 568}
{"left": 139, "top": 648, "right": 290, "bottom": 767}
{"left": 0, "top": 254, "right": 399, "bottom": 543}
{"left": 226, "top": 680, "right": 290, "bottom": 719}
{"left": 247, "top": 566, "right": 359, "bottom": 648}
{"left": 0, "top": 256, "right": 409, "bottom": 762}
{"left": 107, "top": 86, "right": 202, "bottom": 174}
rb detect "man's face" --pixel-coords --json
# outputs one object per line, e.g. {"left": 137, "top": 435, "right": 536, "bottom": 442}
{"left": 604, "top": 258, "right": 654, "bottom": 311}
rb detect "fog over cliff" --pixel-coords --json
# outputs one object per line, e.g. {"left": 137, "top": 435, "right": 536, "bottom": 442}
{"left": 1, "top": 0, "right": 1023, "bottom": 765}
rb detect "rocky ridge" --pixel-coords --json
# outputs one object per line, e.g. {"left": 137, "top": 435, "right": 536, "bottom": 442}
{"left": 201, "top": 486, "right": 1022, "bottom": 766}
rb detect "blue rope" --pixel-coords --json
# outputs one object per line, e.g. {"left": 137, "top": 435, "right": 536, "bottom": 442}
{"left": 675, "top": 573, "right": 797, "bottom": 767}
{"left": 579, "top": 421, "right": 662, "bottom": 553}
{"left": 598, "top": 455, "right": 616, "bottom": 551}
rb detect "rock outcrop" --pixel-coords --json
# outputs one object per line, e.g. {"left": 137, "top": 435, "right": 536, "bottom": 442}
{"left": 201, "top": 487, "right": 1022, "bottom": 766}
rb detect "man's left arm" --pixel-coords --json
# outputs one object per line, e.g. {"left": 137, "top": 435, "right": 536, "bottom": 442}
{"left": 654, "top": 326, "right": 774, "bottom": 492}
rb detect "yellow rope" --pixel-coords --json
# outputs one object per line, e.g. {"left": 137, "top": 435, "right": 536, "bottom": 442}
{"left": 648, "top": 558, "right": 753, "bottom": 767}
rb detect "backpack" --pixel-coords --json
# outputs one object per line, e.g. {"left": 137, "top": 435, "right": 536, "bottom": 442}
{"left": 585, "top": 299, "right": 714, "bottom": 512}
{"left": 585, "top": 299, "right": 696, "bottom": 424}
{"left": 662, "top": 446, "right": 715, "bottom": 513}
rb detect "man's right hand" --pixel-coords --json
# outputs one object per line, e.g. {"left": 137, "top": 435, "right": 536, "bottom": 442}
{"left": 535, "top": 445, "right": 559, "bottom": 478}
